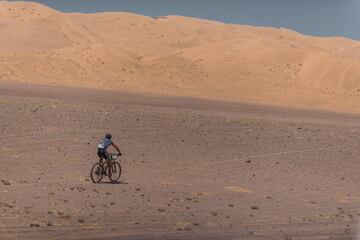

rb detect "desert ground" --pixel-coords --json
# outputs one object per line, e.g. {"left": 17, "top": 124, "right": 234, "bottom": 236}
{"left": 0, "top": 81, "right": 360, "bottom": 240}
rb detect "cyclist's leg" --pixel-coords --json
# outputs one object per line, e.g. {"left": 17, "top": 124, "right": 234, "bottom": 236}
{"left": 97, "top": 149, "right": 107, "bottom": 173}
{"left": 108, "top": 162, "right": 112, "bottom": 178}
{"left": 104, "top": 151, "right": 109, "bottom": 161}
{"left": 104, "top": 152, "right": 112, "bottom": 178}
{"left": 97, "top": 149, "right": 104, "bottom": 163}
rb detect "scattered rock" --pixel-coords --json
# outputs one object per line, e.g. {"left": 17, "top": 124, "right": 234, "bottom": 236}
{"left": 56, "top": 210, "right": 64, "bottom": 216}
{"left": 0, "top": 202, "right": 14, "bottom": 208}
{"left": 176, "top": 222, "right": 193, "bottom": 231}
{"left": 211, "top": 211, "right": 218, "bottom": 216}
{"left": 284, "top": 235, "right": 292, "bottom": 240}
{"left": 251, "top": 206, "right": 259, "bottom": 210}
{"left": 78, "top": 219, "right": 85, "bottom": 223}
{"left": 228, "top": 204, "right": 234, "bottom": 207}
{"left": 30, "top": 222, "right": 40, "bottom": 227}
{"left": 158, "top": 208, "right": 166, "bottom": 213}
{"left": 76, "top": 186, "right": 85, "bottom": 192}
{"left": 1, "top": 180, "right": 11, "bottom": 186}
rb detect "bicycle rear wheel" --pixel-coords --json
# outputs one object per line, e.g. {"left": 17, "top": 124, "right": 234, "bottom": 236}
{"left": 109, "top": 162, "right": 121, "bottom": 182}
{"left": 90, "top": 163, "right": 103, "bottom": 183}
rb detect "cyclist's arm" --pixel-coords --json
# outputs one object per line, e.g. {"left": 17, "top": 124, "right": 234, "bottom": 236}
{"left": 111, "top": 143, "right": 122, "bottom": 155}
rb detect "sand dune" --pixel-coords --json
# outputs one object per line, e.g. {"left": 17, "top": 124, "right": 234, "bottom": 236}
{"left": 1, "top": 1, "right": 360, "bottom": 111}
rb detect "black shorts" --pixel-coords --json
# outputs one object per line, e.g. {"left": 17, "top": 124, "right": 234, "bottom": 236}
{"left": 97, "top": 148, "right": 109, "bottom": 160}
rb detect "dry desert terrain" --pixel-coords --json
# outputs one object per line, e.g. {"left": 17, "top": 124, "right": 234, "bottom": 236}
{"left": 0, "top": 82, "right": 360, "bottom": 239}
{"left": 1, "top": 1, "right": 360, "bottom": 240}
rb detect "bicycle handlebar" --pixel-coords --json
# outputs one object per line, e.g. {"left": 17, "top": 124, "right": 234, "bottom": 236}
{"left": 108, "top": 153, "right": 122, "bottom": 161}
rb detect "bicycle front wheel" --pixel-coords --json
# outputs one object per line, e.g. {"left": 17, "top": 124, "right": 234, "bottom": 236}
{"left": 109, "top": 162, "right": 121, "bottom": 182}
{"left": 90, "top": 163, "right": 104, "bottom": 183}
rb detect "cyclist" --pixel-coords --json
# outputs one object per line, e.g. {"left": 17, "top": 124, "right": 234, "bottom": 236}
{"left": 97, "top": 133, "right": 122, "bottom": 164}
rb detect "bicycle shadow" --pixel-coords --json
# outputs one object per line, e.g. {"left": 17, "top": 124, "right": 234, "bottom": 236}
{"left": 99, "top": 180, "right": 128, "bottom": 185}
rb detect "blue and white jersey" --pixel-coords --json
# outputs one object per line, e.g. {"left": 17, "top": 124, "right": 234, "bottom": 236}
{"left": 98, "top": 138, "right": 113, "bottom": 150}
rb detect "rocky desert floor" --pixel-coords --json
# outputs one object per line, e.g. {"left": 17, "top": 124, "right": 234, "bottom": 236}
{"left": 1, "top": 82, "right": 360, "bottom": 239}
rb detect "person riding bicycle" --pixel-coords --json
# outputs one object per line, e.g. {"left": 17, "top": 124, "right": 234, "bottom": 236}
{"left": 97, "top": 133, "right": 122, "bottom": 163}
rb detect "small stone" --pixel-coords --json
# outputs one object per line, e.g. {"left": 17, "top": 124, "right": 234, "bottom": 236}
{"left": 176, "top": 222, "right": 193, "bottom": 231}
{"left": 158, "top": 208, "right": 166, "bottom": 213}
{"left": 30, "top": 222, "right": 40, "bottom": 227}
{"left": 1, "top": 180, "right": 10, "bottom": 186}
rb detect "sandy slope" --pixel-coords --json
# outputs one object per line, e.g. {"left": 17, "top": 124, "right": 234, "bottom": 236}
{"left": 1, "top": 1, "right": 360, "bottom": 111}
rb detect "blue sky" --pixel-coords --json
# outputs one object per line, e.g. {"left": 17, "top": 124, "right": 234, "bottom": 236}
{"left": 23, "top": 0, "right": 360, "bottom": 40}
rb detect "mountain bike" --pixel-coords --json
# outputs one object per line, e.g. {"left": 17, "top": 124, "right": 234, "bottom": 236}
{"left": 90, "top": 153, "right": 121, "bottom": 183}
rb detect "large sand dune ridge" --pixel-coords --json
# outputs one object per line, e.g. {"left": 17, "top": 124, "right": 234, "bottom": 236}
{"left": 1, "top": 1, "right": 360, "bottom": 111}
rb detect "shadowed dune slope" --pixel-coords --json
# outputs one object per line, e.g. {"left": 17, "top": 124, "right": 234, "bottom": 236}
{"left": 1, "top": 1, "right": 360, "bottom": 111}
